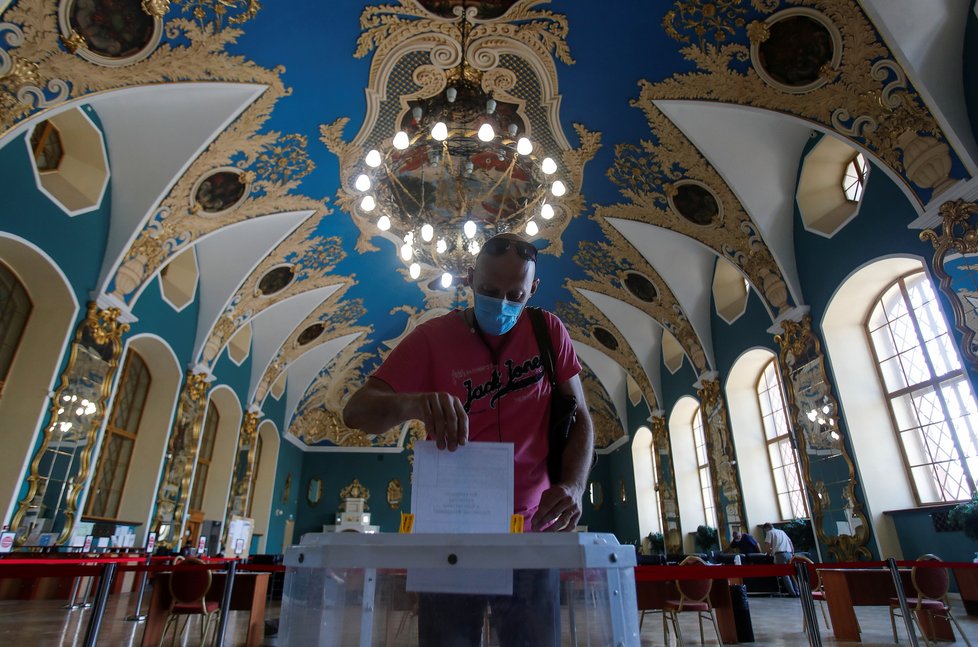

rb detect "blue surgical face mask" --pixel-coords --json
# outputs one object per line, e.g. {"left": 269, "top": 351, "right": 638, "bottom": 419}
{"left": 474, "top": 294, "right": 524, "bottom": 336}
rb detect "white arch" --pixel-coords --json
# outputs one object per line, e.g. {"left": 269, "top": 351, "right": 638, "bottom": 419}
{"left": 0, "top": 234, "right": 78, "bottom": 527}
{"left": 725, "top": 347, "right": 783, "bottom": 528}
{"left": 199, "top": 385, "right": 243, "bottom": 524}
{"left": 669, "top": 395, "right": 703, "bottom": 553}
{"left": 251, "top": 419, "right": 279, "bottom": 553}
{"left": 83, "top": 334, "right": 182, "bottom": 542}
{"left": 822, "top": 254, "right": 928, "bottom": 560}
{"left": 631, "top": 426, "right": 661, "bottom": 539}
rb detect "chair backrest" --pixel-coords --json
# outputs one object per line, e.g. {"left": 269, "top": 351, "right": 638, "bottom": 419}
{"left": 790, "top": 554, "right": 821, "bottom": 592}
{"left": 169, "top": 556, "right": 213, "bottom": 605}
{"left": 911, "top": 554, "right": 949, "bottom": 601}
{"left": 674, "top": 555, "right": 713, "bottom": 603}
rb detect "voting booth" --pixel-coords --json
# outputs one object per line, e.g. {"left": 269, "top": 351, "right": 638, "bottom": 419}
{"left": 279, "top": 532, "right": 640, "bottom": 646}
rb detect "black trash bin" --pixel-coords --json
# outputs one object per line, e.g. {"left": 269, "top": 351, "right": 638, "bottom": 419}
{"left": 729, "top": 584, "right": 754, "bottom": 642}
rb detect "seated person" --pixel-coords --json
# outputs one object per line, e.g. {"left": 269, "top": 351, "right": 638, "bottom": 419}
{"left": 727, "top": 530, "right": 760, "bottom": 554}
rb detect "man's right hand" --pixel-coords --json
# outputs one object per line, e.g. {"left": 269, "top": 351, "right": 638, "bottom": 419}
{"left": 413, "top": 392, "right": 469, "bottom": 451}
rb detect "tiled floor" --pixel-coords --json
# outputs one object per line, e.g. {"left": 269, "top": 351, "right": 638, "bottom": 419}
{"left": 0, "top": 592, "right": 975, "bottom": 645}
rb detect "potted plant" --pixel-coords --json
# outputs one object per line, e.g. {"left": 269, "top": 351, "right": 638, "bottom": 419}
{"left": 695, "top": 525, "right": 719, "bottom": 553}
{"left": 948, "top": 491, "right": 978, "bottom": 542}
{"left": 647, "top": 531, "right": 665, "bottom": 555}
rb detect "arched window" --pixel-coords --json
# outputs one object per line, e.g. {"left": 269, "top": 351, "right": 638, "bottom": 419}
{"left": 86, "top": 350, "right": 151, "bottom": 519}
{"left": 867, "top": 271, "right": 978, "bottom": 503}
{"left": 692, "top": 407, "right": 718, "bottom": 528}
{"left": 189, "top": 405, "right": 219, "bottom": 514}
{"left": 0, "top": 261, "right": 32, "bottom": 396}
{"left": 757, "top": 359, "right": 809, "bottom": 519}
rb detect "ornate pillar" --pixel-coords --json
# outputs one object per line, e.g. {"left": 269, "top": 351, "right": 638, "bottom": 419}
{"left": 650, "top": 413, "right": 682, "bottom": 555}
{"left": 10, "top": 303, "right": 129, "bottom": 545}
{"left": 222, "top": 409, "right": 261, "bottom": 550}
{"left": 151, "top": 370, "right": 212, "bottom": 549}
{"left": 775, "top": 315, "right": 872, "bottom": 561}
{"left": 696, "top": 376, "right": 748, "bottom": 543}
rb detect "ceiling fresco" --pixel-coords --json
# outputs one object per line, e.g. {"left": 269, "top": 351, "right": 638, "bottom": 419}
{"left": 1, "top": 0, "right": 974, "bottom": 451}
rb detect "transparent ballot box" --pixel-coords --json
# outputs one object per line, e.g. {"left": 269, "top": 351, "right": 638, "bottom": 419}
{"left": 279, "top": 532, "right": 639, "bottom": 646}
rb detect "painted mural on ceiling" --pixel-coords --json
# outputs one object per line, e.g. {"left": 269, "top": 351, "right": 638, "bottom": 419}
{"left": 1, "top": 0, "right": 973, "bottom": 451}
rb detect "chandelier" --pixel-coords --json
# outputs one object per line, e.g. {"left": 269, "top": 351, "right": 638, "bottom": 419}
{"left": 348, "top": 17, "right": 566, "bottom": 288}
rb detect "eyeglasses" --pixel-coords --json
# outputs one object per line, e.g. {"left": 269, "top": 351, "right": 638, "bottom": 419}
{"left": 480, "top": 237, "right": 538, "bottom": 262}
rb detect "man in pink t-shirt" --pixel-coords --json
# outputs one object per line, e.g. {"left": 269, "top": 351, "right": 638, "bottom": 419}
{"left": 343, "top": 232, "right": 594, "bottom": 646}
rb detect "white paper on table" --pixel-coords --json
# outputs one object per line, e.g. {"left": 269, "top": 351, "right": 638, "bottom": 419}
{"left": 407, "top": 441, "right": 514, "bottom": 595}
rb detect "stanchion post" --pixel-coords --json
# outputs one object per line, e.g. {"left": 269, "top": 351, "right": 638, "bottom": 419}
{"left": 887, "top": 557, "right": 920, "bottom": 647}
{"left": 125, "top": 553, "right": 152, "bottom": 622}
{"left": 794, "top": 561, "right": 822, "bottom": 647}
{"left": 82, "top": 562, "right": 117, "bottom": 647}
{"left": 63, "top": 576, "right": 82, "bottom": 610}
{"left": 214, "top": 560, "right": 237, "bottom": 646}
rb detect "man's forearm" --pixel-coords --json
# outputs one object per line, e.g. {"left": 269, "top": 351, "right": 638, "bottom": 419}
{"left": 558, "top": 409, "right": 594, "bottom": 496}
{"left": 342, "top": 380, "right": 413, "bottom": 434}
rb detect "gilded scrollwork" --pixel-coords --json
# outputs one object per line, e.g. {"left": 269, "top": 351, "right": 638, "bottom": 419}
{"left": 570, "top": 220, "right": 709, "bottom": 374}
{"left": 222, "top": 410, "right": 260, "bottom": 546}
{"left": 340, "top": 478, "right": 370, "bottom": 502}
{"left": 775, "top": 315, "right": 872, "bottom": 561}
{"left": 602, "top": 99, "right": 793, "bottom": 318}
{"left": 152, "top": 369, "right": 213, "bottom": 548}
{"left": 556, "top": 298, "right": 659, "bottom": 414}
{"left": 697, "top": 377, "right": 747, "bottom": 539}
{"left": 579, "top": 363, "right": 624, "bottom": 449}
{"left": 253, "top": 284, "right": 371, "bottom": 405}
{"left": 10, "top": 302, "right": 128, "bottom": 545}
{"left": 920, "top": 199, "right": 978, "bottom": 367}
{"left": 651, "top": 0, "right": 963, "bottom": 205}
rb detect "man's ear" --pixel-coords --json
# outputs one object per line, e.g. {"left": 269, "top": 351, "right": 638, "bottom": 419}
{"left": 529, "top": 277, "right": 540, "bottom": 298}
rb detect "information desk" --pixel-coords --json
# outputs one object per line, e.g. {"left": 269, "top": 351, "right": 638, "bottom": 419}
{"left": 140, "top": 571, "right": 269, "bottom": 647}
{"left": 818, "top": 568, "right": 954, "bottom": 642}
{"left": 280, "top": 532, "right": 639, "bottom": 647}
{"left": 634, "top": 572, "right": 741, "bottom": 643}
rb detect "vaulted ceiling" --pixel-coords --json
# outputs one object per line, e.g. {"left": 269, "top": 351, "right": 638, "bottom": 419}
{"left": 3, "top": 0, "right": 974, "bottom": 451}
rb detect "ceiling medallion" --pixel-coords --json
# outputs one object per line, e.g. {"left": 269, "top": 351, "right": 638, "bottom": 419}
{"left": 349, "top": 69, "right": 564, "bottom": 287}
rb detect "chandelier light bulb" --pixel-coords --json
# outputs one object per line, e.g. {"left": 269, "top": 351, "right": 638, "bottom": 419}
{"left": 377, "top": 215, "right": 391, "bottom": 231}
{"left": 551, "top": 180, "right": 567, "bottom": 197}
{"left": 411, "top": 106, "right": 423, "bottom": 121}
{"left": 436, "top": 239, "right": 447, "bottom": 254}
{"left": 400, "top": 243, "right": 413, "bottom": 261}
{"left": 541, "top": 157, "right": 558, "bottom": 175}
{"left": 464, "top": 160, "right": 474, "bottom": 175}
{"left": 486, "top": 98, "right": 497, "bottom": 114}
{"left": 508, "top": 124, "right": 519, "bottom": 137}
{"left": 431, "top": 121, "right": 448, "bottom": 141}
{"left": 365, "top": 149, "right": 382, "bottom": 168}
{"left": 441, "top": 273, "right": 453, "bottom": 288}
{"left": 463, "top": 220, "right": 477, "bottom": 239}
{"left": 469, "top": 241, "right": 481, "bottom": 255}
{"left": 354, "top": 174, "right": 371, "bottom": 192}
{"left": 541, "top": 202, "right": 555, "bottom": 220}
{"left": 477, "top": 123, "right": 495, "bottom": 142}
{"left": 421, "top": 224, "right": 434, "bottom": 242}
{"left": 526, "top": 220, "right": 539, "bottom": 236}
{"left": 393, "top": 131, "right": 410, "bottom": 150}
{"left": 409, "top": 263, "right": 421, "bottom": 279}
{"left": 516, "top": 137, "right": 533, "bottom": 156}
{"left": 360, "top": 195, "right": 376, "bottom": 212}
{"left": 446, "top": 86, "right": 457, "bottom": 103}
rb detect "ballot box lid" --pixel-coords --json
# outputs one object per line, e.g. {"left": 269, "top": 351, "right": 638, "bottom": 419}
{"left": 284, "top": 532, "right": 635, "bottom": 570}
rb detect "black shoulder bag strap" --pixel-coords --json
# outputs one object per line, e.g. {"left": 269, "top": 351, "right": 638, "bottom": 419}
{"left": 527, "top": 307, "right": 578, "bottom": 482}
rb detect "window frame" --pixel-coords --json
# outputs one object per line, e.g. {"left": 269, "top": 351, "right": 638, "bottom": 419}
{"left": 866, "top": 270, "right": 978, "bottom": 504}
{"left": 755, "top": 358, "right": 810, "bottom": 520}
{"left": 692, "top": 406, "right": 718, "bottom": 529}
{"left": 188, "top": 404, "right": 220, "bottom": 515}
{"left": 84, "top": 349, "right": 151, "bottom": 520}
{"left": 0, "top": 261, "right": 33, "bottom": 398}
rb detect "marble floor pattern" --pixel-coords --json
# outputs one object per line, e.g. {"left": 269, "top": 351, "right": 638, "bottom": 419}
{"left": 0, "top": 592, "right": 976, "bottom": 645}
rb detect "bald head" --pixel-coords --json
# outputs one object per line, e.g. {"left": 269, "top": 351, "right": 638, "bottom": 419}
{"left": 469, "top": 233, "right": 539, "bottom": 304}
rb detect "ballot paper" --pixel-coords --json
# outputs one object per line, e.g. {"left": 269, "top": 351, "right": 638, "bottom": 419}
{"left": 411, "top": 441, "right": 514, "bottom": 533}
{"left": 407, "top": 441, "right": 514, "bottom": 594}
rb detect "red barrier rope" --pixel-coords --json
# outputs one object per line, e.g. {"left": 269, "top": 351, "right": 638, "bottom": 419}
{"left": 635, "top": 564, "right": 795, "bottom": 581}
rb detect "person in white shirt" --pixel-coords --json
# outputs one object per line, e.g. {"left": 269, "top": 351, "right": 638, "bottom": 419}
{"left": 762, "top": 522, "right": 800, "bottom": 597}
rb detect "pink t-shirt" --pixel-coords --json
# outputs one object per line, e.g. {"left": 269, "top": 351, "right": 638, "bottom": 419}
{"left": 372, "top": 308, "right": 582, "bottom": 520}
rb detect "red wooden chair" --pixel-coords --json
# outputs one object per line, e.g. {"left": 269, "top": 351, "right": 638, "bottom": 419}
{"left": 160, "top": 556, "right": 220, "bottom": 646}
{"left": 662, "top": 556, "right": 723, "bottom": 647}
{"left": 889, "top": 554, "right": 973, "bottom": 647}
{"left": 790, "top": 554, "right": 830, "bottom": 630}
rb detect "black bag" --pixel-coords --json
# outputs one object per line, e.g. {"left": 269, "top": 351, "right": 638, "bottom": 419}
{"left": 528, "top": 307, "right": 578, "bottom": 482}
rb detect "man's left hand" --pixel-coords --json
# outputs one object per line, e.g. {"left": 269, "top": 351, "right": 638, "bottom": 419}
{"left": 531, "top": 483, "right": 583, "bottom": 532}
